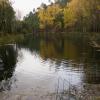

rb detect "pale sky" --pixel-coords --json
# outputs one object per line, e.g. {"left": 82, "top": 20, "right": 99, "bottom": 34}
{"left": 12, "top": 0, "right": 54, "bottom": 19}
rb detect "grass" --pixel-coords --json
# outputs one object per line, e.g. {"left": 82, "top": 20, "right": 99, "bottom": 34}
{"left": 0, "top": 34, "right": 24, "bottom": 45}
{"left": 54, "top": 77, "right": 100, "bottom": 100}
{"left": 95, "top": 97, "right": 100, "bottom": 100}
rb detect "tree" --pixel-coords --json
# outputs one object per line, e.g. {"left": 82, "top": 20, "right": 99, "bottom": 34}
{"left": 54, "top": 0, "right": 68, "bottom": 6}
{"left": 63, "top": 0, "right": 79, "bottom": 31}
{"left": 63, "top": 0, "right": 100, "bottom": 32}
{"left": 38, "top": 3, "right": 63, "bottom": 32}
{"left": 0, "top": 0, "right": 15, "bottom": 34}
{"left": 23, "top": 11, "right": 39, "bottom": 34}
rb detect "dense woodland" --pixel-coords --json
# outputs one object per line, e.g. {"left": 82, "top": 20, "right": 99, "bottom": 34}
{"left": 0, "top": 0, "right": 100, "bottom": 35}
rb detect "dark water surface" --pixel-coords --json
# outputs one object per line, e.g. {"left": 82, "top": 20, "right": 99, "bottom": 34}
{"left": 0, "top": 35, "right": 100, "bottom": 100}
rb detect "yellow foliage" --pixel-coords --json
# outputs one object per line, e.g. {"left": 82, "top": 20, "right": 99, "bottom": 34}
{"left": 38, "top": 4, "right": 62, "bottom": 29}
{"left": 64, "top": 0, "right": 100, "bottom": 28}
{"left": 64, "top": 0, "right": 80, "bottom": 27}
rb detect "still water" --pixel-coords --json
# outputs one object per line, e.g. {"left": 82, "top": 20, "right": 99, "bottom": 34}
{"left": 0, "top": 35, "right": 100, "bottom": 100}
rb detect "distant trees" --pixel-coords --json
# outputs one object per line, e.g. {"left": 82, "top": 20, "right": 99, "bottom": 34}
{"left": 37, "top": 0, "right": 100, "bottom": 32}
{"left": 38, "top": 3, "right": 63, "bottom": 32}
{"left": 0, "top": 0, "right": 38, "bottom": 35}
{"left": 0, "top": 0, "right": 15, "bottom": 34}
{"left": 0, "top": 0, "right": 100, "bottom": 35}
{"left": 23, "top": 11, "right": 39, "bottom": 34}
{"left": 54, "top": 0, "right": 68, "bottom": 5}
{"left": 63, "top": 0, "right": 100, "bottom": 32}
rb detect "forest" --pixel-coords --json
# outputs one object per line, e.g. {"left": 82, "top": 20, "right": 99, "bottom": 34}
{"left": 0, "top": 0, "right": 100, "bottom": 35}
{"left": 0, "top": 0, "right": 100, "bottom": 99}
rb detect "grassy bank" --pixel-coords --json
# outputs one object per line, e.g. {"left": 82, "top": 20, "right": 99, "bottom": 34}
{"left": 0, "top": 34, "right": 24, "bottom": 45}
{"left": 0, "top": 32, "right": 100, "bottom": 45}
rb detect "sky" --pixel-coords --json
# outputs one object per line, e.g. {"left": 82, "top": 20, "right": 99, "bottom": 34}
{"left": 12, "top": 0, "right": 54, "bottom": 19}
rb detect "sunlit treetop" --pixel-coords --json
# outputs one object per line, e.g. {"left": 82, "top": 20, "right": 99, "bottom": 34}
{"left": 54, "top": 0, "right": 70, "bottom": 5}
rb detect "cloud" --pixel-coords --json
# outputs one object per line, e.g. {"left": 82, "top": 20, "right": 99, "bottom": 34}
{"left": 12, "top": 0, "right": 53, "bottom": 18}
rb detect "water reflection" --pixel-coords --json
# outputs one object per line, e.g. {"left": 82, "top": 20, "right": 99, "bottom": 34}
{"left": 0, "top": 44, "right": 18, "bottom": 91}
{"left": 0, "top": 36, "right": 100, "bottom": 99}
{"left": 17, "top": 37, "right": 100, "bottom": 84}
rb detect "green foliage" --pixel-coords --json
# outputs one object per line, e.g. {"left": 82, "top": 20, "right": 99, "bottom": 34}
{"left": 55, "top": 0, "right": 68, "bottom": 5}
{"left": 36, "top": 0, "right": 100, "bottom": 32}
{"left": 0, "top": 0, "right": 99, "bottom": 35}
{"left": 0, "top": 34, "right": 24, "bottom": 45}
{"left": 23, "top": 11, "right": 40, "bottom": 33}
{"left": 0, "top": 0, "right": 15, "bottom": 34}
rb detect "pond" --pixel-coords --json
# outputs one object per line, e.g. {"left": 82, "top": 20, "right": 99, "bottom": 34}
{"left": 0, "top": 35, "right": 100, "bottom": 100}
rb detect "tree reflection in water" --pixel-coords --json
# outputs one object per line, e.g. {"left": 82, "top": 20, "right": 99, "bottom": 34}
{"left": 0, "top": 44, "right": 18, "bottom": 91}
{"left": 0, "top": 36, "right": 100, "bottom": 99}
{"left": 18, "top": 36, "right": 100, "bottom": 84}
